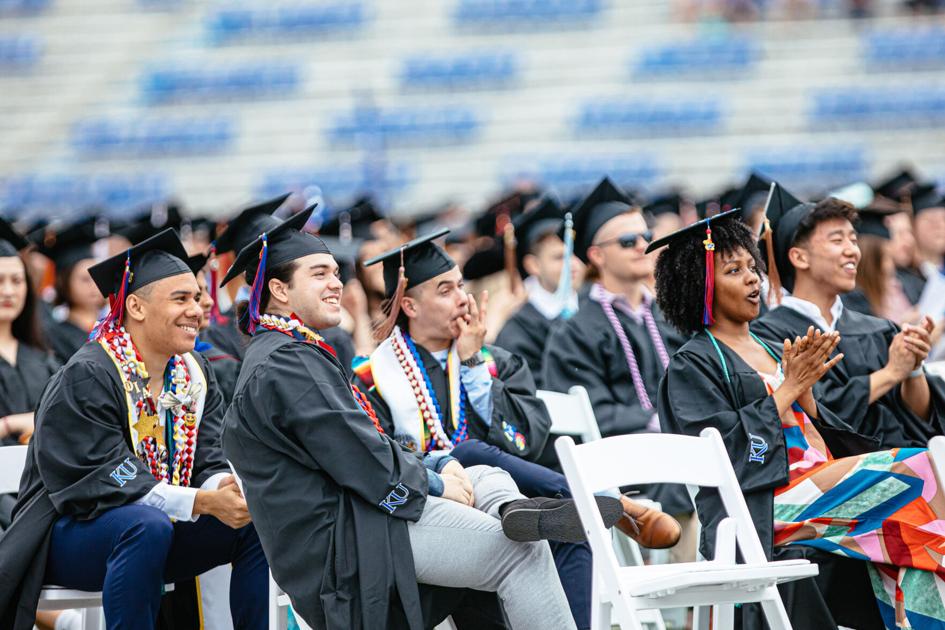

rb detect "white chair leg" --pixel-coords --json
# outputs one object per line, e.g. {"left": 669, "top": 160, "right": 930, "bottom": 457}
{"left": 713, "top": 602, "right": 735, "bottom": 630}
{"left": 81, "top": 607, "right": 104, "bottom": 630}
{"left": 759, "top": 586, "right": 792, "bottom": 630}
{"left": 693, "top": 604, "right": 711, "bottom": 630}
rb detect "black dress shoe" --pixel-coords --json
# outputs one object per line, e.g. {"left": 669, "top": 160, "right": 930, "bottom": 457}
{"left": 500, "top": 496, "right": 623, "bottom": 543}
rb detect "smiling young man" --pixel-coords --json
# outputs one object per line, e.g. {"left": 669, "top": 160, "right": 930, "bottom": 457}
{"left": 753, "top": 196, "right": 945, "bottom": 448}
{"left": 222, "top": 210, "right": 583, "bottom": 630}
{"left": 0, "top": 229, "right": 267, "bottom": 630}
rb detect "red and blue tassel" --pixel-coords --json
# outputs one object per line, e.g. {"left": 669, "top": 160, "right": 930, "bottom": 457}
{"left": 702, "top": 224, "right": 716, "bottom": 327}
{"left": 90, "top": 251, "right": 132, "bottom": 340}
{"left": 245, "top": 234, "right": 268, "bottom": 334}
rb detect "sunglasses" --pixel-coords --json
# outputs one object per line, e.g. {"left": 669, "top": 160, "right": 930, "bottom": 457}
{"left": 594, "top": 231, "right": 654, "bottom": 249}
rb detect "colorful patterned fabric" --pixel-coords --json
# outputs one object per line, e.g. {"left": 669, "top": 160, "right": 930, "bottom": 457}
{"left": 761, "top": 371, "right": 945, "bottom": 629}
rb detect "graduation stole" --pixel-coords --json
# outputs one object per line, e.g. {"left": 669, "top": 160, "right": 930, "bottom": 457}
{"left": 255, "top": 313, "right": 384, "bottom": 433}
{"left": 98, "top": 324, "right": 207, "bottom": 487}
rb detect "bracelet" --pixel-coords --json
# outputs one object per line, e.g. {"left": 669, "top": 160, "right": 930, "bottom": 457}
{"left": 909, "top": 364, "right": 925, "bottom": 379}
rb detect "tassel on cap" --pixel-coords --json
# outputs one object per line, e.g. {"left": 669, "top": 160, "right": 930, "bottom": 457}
{"left": 702, "top": 225, "right": 716, "bottom": 327}
{"left": 373, "top": 248, "right": 407, "bottom": 342}
{"left": 554, "top": 212, "right": 577, "bottom": 320}
{"left": 245, "top": 234, "right": 269, "bottom": 335}
{"left": 91, "top": 250, "right": 132, "bottom": 340}
{"left": 206, "top": 243, "right": 227, "bottom": 326}
{"left": 762, "top": 219, "right": 782, "bottom": 306}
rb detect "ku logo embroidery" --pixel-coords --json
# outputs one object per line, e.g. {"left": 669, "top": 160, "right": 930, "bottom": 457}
{"left": 748, "top": 433, "right": 768, "bottom": 464}
{"left": 379, "top": 483, "right": 410, "bottom": 514}
{"left": 109, "top": 457, "right": 139, "bottom": 487}
{"left": 501, "top": 421, "right": 526, "bottom": 452}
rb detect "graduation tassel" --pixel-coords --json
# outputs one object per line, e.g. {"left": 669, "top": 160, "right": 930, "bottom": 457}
{"left": 503, "top": 220, "right": 522, "bottom": 296}
{"left": 762, "top": 219, "right": 782, "bottom": 306}
{"left": 91, "top": 250, "right": 132, "bottom": 340}
{"left": 206, "top": 243, "right": 227, "bottom": 325}
{"left": 245, "top": 234, "right": 268, "bottom": 335}
{"left": 702, "top": 225, "right": 716, "bottom": 327}
{"left": 554, "top": 212, "right": 576, "bottom": 320}
{"left": 373, "top": 248, "right": 407, "bottom": 342}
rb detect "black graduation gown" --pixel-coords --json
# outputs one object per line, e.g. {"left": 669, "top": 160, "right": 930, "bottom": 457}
{"left": 0, "top": 343, "right": 228, "bottom": 630}
{"left": 197, "top": 343, "right": 239, "bottom": 403}
{"left": 360, "top": 343, "right": 553, "bottom": 463}
{"left": 839, "top": 289, "right": 875, "bottom": 317}
{"left": 494, "top": 302, "right": 555, "bottom": 390}
{"left": 658, "top": 332, "right": 884, "bottom": 630}
{"left": 898, "top": 266, "right": 926, "bottom": 305}
{"left": 223, "top": 330, "right": 442, "bottom": 630}
{"left": 753, "top": 305, "right": 945, "bottom": 448}
{"left": 46, "top": 319, "right": 90, "bottom": 364}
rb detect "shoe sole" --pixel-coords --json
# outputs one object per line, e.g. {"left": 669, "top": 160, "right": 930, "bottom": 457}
{"left": 502, "top": 496, "right": 624, "bottom": 544}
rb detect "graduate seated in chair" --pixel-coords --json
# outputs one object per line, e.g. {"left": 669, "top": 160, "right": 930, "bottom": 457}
{"left": 653, "top": 210, "right": 945, "bottom": 630}
{"left": 752, "top": 195, "right": 945, "bottom": 449}
{"left": 0, "top": 229, "right": 268, "bottom": 630}
{"left": 352, "top": 227, "right": 680, "bottom": 629}
{"left": 221, "top": 208, "right": 623, "bottom": 630}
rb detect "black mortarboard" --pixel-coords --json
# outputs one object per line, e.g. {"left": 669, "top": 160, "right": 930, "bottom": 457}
{"left": 873, "top": 168, "right": 918, "bottom": 202}
{"left": 213, "top": 193, "right": 290, "bottom": 255}
{"left": 461, "top": 241, "right": 504, "bottom": 281}
{"left": 364, "top": 227, "right": 454, "bottom": 298}
{"left": 911, "top": 184, "right": 944, "bottom": 216}
{"left": 735, "top": 173, "right": 775, "bottom": 219}
{"left": 318, "top": 196, "right": 386, "bottom": 240}
{"left": 33, "top": 216, "right": 99, "bottom": 269}
{"left": 184, "top": 216, "right": 218, "bottom": 243}
{"left": 513, "top": 194, "right": 564, "bottom": 276}
{"left": 643, "top": 193, "right": 682, "bottom": 218}
{"left": 0, "top": 217, "right": 29, "bottom": 257}
{"left": 118, "top": 202, "right": 184, "bottom": 245}
{"left": 186, "top": 253, "right": 209, "bottom": 275}
{"left": 645, "top": 208, "right": 742, "bottom": 327}
{"left": 570, "top": 177, "right": 635, "bottom": 262}
{"left": 758, "top": 182, "right": 810, "bottom": 295}
{"left": 856, "top": 208, "right": 893, "bottom": 240}
{"left": 473, "top": 190, "right": 540, "bottom": 238}
{"left": 88, "top": 228, "right": 191, "bottom": 299}
{"left": 695, "top": 186, "right": 740, "bottom": 220}
{"left": 319, "top": 235, "right": 363, "bottom": 284}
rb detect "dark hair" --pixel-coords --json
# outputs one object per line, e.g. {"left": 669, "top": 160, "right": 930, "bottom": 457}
{"left": 655, "top": 218, "right": 765, "bottom": 335}
{"left": 6, "top": 254, "right": 47, "bottom": 350}
{"left": 53, "top": 263, "right": 78, "bottom": 307}
{"left": 236, "top": 259, "right": 299, "bottom": 335}
{"left": 793, "top": 197, "right": 858, "bottom": 249}
{"left": 855, "top": 234, "right": 888, "bottom": 313}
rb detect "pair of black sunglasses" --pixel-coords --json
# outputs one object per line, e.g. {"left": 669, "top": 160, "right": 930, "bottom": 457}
{"left": 594, "top": 231, "right": 654, "bottom": 249}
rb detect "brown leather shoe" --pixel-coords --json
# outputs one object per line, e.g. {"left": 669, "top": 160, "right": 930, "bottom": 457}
{"left": 616, "top": 495, "right": 682, "bottom": 549}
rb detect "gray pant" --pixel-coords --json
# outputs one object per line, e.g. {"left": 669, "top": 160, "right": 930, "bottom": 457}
{"left": 409, "top": 465, "right": 577, "bottom": 630}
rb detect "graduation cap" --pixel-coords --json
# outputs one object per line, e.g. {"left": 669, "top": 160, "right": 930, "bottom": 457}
{"left": 695, "top": 186, "right": 740, "bottom": 220}
{"left": 461, "top": 241, "right": 503, "bottom": 281}
{"left": 473, "top": 190, "right": 540, "bottom": 238}
{"left": 33, "top": 216, "right": 100, "bottom": 269}
{"left": 213, "top": 193, "right": 290, "bottom": 255}
{"left": 319, "top": 235, "right": 363, "bottom": 284}
{"left": 512, "top": 194, "right": 564, "bottom": 277}
{"left": 570, "top": 177, "right": 635, "bottom": 263}
{"left": 186, "top": 253, "right": 209, "bottom": 275}
{"left": 363, "top": 227, "right": 454, "bottom": 341}
{"left": 118, "top": 202, "right": 184, "bottom": 245}
{"left": 0, "top": 217, "right": 30, "bottom": 257}
{"left": 643, "top": 193, "right": 682, "bottom": 218}
{"left": 757, "top": 182, "right": 809, "bottom": 297}
{"left": 873, "top": 168, "right": 918, "bottom": 202}
{"left": 87, "top": 228, "right": 191, "bottom": 338}
{"left": 855, "top": 208, "right": 893, "bottom": 240}
{"left": 318, "top": 196, "right": 387, "bottom": 240}
{"left": 911, "top": 184, "right": 944, "bottom": 216}
{"left": 646, "top": 208, "right": 742, "bottom": 327}
{"left": 735, "top": 173, "right": 776, "bottom": 219}
{"left": 220, "top": 205, "right": 327, "bottom": 333}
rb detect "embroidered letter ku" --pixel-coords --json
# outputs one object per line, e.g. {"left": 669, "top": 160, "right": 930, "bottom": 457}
{"left": 379, "top": 483, "right": 410, "bottom": 514}
{"left": 109, "top": 457, "right": 139, "bottom": 487}
{"left": 748, "top": 434, "right": 768, "bottom": 464}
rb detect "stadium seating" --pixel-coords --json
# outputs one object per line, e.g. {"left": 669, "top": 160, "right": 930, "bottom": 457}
{"left": 810, "top": 87, "right": 945, "bottom": 128}
{"left": 514, "top": 155, "right": 661, "bottom": 191}
{"left": 454, "top": 0, "right": 604, "bottom": 25}
{"left": 140, "top": 63, "right": 301, "bottom": 104}
{"left": 0, "top": 34, "right": 41, "bottom": 69}
{"left": 205, "top": 2, "right": 366, "bottom": 44}
{"left": 71, "top": 116, "right": 235, "bottom": 157}
{"left": 0, "top": 0, "right": 49, "bottom": 15}
{"left": 746, "top": 147, "right": 866, "bottom": 189}
{"left": 633, "top": 36, "right": 760, "bottom": 77}
{"left": 400, "top": 51, "right": 518, "bottom": 89}
{"left": 863, "top": 27, "right": 945, "bottom": 68}
{"left": 0, "top": 174, "right": 169, "bottom": 212}
{"left": 328, "top": 106, "right": 481, "bottom": 145}
{"left": 576, "top": 99, "right": 722, "bottom": 135}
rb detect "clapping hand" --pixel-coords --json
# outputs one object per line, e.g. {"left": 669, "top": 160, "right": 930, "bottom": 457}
{"left": 781, "top": 327, "right": 843, "bottom": 395}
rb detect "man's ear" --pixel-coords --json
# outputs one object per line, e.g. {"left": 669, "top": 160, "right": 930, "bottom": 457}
{"left": 787, "top": 245, "right": 810, "bottom": 271}
{"left": 125, "top": 293, "right": 147, "bottom": 323}
{"left": 522, "top": 253, "right": 540, "bottom": 278}
{"left": 586, "top": 244, "right": 604, "bottom": 270}
{"left": 400, "top": 295, "right": 418, "bottom": 319}
{"left": 268, "top": 277, "right": 290, "bottom": 306}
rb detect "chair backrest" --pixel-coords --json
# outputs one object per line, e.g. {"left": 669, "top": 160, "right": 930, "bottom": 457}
{"left": 536, "top": 385, "right": 603, "bottom": 443}
{"left": 0, "top": 445, "right": 28, "bottom": 495}
{"left": 555, "top": 428, "right": 768, "bottom": 575}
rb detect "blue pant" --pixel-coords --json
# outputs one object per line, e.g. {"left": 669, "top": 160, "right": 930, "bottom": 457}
{"left": 451, "top": 439, "right": 593, "bottom": 629}
{"left": 45, "top": 504, "right": 267, "bottom": 630}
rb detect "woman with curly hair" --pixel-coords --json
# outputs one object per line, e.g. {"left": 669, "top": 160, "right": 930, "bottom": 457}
{"left": 652, "top": 210, "right": 945, "bottom": 629}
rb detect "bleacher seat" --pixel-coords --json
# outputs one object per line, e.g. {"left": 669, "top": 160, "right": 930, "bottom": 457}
{"left": 863, "top": 27, "right": 945, "bottom": 68}
{"left": 205, "top": 2, "right": 365, "bottom": 44}
{"left": 634, "top": 36, "right": 760, "bottom": 77}
{"left": 328, "top": 106, "right": 481, "bottom": 145}
{"left": 71, "top": 116, "right": 235, "bottom": 157}
{"left": 746, "top": 147, "right": 866, "bottom": 188}
{"left": 0, "top": 0, "right": 49, "bottom": 15}
{"left": 400, "top": 51, "right": 518, "bottom": 89}
{"left": 257, "top": 162, "right": 414, "bottom": 202}
{"left": 0, "top": 34, "right": 41, "bottom": 69}
{"left": 1, "top": 173, "right": 168, "bottom": 213}
{"left": 454, "top": 0, "right": 603, "bottom": 25}
{"left": 575, "top": 99, "right": 722, "bottom": 135}
{"left": 810, "top": 87, "right": 945, "bottom": 128}
{"left": 510, "top": 155, "right": 660, "bottom": 193}
{"left": 140, "top": 62, "right": 301, "bottom": 104}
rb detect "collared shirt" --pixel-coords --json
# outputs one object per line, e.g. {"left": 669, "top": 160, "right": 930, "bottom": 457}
{"left": 525, "top": 276, "right": 578, "bottom": 321}
{"left": 432, "top": 349, "right": 493, "bottom": 424}
{"left": 133, "top": 471, "right": 230, "bottom": 521}
{"left": 777, "top": 295, "right": 845, "bottom": 332}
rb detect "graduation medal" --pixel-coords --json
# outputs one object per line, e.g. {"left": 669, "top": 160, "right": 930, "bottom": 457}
{"left": 99, "top": 324, "right": 205, "bottom": 487}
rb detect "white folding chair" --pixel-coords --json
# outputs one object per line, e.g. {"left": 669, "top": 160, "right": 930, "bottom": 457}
{"left": 556, "top": 428, "right": 819, "bottom": 630}
{"left": 537, "top": 387, "right": 667, "bottom": 629}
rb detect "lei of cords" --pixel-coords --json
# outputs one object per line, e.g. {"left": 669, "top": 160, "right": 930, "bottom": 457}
{"left": 100, "top": 324, "right": 197, "bottom": 486}
{"left": 397, "top": 329, "right": 469, "bottom": 452}
{"left": 256, "top": 313, "right": 384, "bottom": 434}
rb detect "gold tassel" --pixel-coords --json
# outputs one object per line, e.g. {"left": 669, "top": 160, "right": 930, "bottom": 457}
{"left": 372, "top": 249, "right": 408, "bottom": 342}
{"left": 763, "top": 219, "right": 782, "bottom": 306}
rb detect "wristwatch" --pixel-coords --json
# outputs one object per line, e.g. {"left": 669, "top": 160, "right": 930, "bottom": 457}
{"left": 461, "top": 351, "right": 485, "bottom": 368}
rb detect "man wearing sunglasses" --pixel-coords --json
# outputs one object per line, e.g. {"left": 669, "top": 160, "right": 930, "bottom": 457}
{"left": 542, "top": 177, "right": 693, "bottom": 558}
